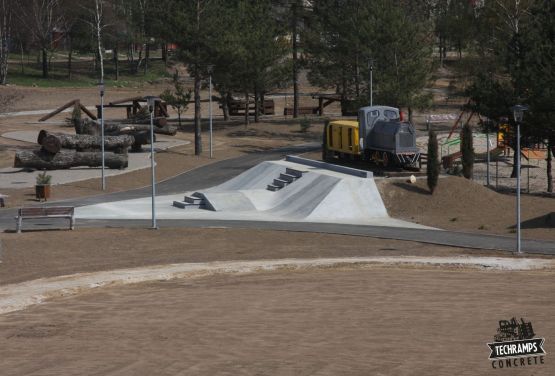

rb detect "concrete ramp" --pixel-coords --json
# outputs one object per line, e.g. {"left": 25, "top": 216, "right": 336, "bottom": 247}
{"left": 76, "top": 157, "right": 430, "bottom": 229}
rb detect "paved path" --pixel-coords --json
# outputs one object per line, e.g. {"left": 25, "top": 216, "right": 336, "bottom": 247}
{"left": 1, "top": 142, "right": 554, "bottom": 255}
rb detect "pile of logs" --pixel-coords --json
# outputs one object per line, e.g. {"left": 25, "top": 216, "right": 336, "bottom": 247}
{"left": 14, "top": 130, "right": 131, "bottom": 170}
{"left": 75, "top": 118, "right": 177, "bottom": 151}
{"left": 14, "top": 109, "right": 178, "bottom": 170}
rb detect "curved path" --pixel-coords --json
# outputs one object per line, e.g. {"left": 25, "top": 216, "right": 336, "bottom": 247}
{"left": 1, "top": 143, "right": 554, "bottom": 255}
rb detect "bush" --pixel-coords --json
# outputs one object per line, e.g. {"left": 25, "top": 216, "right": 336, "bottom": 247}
{"left": 427, "top": 130, "right": 439, "bottom": 194}
{"left": 461, "top": 123, "right": 474, "bottom": 179}
{"left": 36, "top": 171, "right": 52, "bottom": 185}
{"left": 300, "top": 117, "right": 311, "bottom": 133}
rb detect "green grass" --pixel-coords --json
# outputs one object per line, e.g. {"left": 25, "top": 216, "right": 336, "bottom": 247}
{"left": 6, "top": 56, "right": 171, "bottom": 88}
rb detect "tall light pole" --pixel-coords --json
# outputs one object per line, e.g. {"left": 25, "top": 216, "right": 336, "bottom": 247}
{"left": 146, "top": 96, "right": 158, "bottom": 230}
{"left": 368, "top": 58, "right": 374, "bottom": 107}
{"left": 207, "top": 65, "right": 214, "bottom": 159}
{"left": 99, "top": 81, "right": 106, "bottom": 190}
{"left": 511, "top": 104, "right": 528, "bottom": 254}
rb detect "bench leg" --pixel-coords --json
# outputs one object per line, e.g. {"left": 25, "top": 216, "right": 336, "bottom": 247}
{"left": 70, "top": 216, "right": 75, "bottom": 230}
{"left": 16, "top": 216, "right": 22, "bottom": 233}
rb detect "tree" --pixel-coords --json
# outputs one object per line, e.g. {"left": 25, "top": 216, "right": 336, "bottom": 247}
{"left": 304, "top": 0, "right": 433, "bottom": 119}
{"left": 0, "top": 0, "right": 13, "bottom": 84}
{"left": 461, "top": 123, "right": 474, "bottom": 179}
{"left": 21, "top": 0, "right": 64, "bottom": 78}
{"left": 517, "top": 0, "right": 555, "bottom": 192}
{"left": 166, "top": 0, "right": 221, "bottom": 155}
{"left": 427, "top": 130, "right": 439, "bottom": 194}
{"left": 160, "top": 71, "right": 192, "bottom": 128}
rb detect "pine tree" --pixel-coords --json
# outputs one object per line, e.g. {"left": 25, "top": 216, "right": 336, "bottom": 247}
{"left": 427, "top": 130, "right": 439, "bottom": 194}
{"left": 461, "top": 123, "right": 474, "bottom": 179}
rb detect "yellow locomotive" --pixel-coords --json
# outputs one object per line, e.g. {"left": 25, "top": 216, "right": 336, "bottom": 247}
{"left": 323, "top": 106, "right": 420, "bottom": 168}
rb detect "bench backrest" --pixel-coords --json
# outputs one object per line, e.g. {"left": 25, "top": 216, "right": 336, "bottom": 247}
{"left": 19, "top": 206, "right": 74, "bottom": 217}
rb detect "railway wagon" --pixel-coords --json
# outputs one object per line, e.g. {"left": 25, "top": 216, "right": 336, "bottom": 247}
{"left": 322, "top": 105, "right": 420, "bottom": 168}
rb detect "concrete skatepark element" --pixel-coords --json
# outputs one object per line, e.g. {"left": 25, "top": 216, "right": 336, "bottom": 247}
{"left": 75, "top": 157, "right": 430, "bottom": 229}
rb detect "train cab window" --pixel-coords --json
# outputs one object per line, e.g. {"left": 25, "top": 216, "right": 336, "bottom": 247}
{"left": 384, "top": 110, "right": 399, "bottom": 120}
{"left": 367, "top": 110, "right": 379, "bottom": 129}
{"left": 348, "top": 128, "right": 353, "bottom": 149}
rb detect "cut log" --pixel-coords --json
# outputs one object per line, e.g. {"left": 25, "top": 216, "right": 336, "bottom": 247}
{"left": 74, "top": 120, "right": 155, "bottom": 152}
{"left": 76, "top": 119, "right": 176, "bottom": 136}
{"left": 122, "top": 117, "right": 168, "bottom": 127}
{"left": 37, "top": 130, "right": 134, "bottom": 154}
{"left": 14, "top": 149, "right": 128, "bottom": 170}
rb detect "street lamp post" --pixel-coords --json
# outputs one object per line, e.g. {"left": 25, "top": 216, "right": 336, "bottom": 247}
{"left": 207, "top": 65, "right": 214, "bottom": 159}
{"left": 511, "top": 104, "right": 528, "bottom": 254}
{"left": 99, "top": 81, "right": 106, "bottom": 190}
{"left": 146, "top": 95, "right": 158, "bottom": 230}
{"left": 368, "top": 59, "right": 374, "bottom": 107}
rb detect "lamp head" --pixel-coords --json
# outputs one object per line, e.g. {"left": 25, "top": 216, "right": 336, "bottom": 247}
{"left": 206, "top": 64, "right": 214, "bottom": 74}
{"left": 510, "top": 104, "right": 528, "bottom": 123}
{"left": 145, "top": 96, "right": 157, "bottom": 112}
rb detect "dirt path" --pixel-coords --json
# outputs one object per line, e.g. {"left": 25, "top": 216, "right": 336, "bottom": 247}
{"left": 0, "top": 266, "right": 553, "bottom": 375}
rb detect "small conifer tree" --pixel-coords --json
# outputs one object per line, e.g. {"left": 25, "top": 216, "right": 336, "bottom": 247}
{"left": 427, "top": 130, "right": 439, "bottom": 194}
{"left": 461, "top": 123, "right": 474, "bottom": 179}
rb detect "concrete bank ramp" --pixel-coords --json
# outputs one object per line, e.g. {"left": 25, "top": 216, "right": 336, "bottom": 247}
{"left": 76, "top": 157, "right": 428, "bottom": 229}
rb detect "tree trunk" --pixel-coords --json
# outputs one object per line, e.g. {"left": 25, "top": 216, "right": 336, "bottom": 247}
{"left": 67, "top": 45, "right": 72, "bottom": 79}
{"left": 19, "top": 42, "right": 24, "bottom": 75}
{"left": 194, "top": 66, "right": 202, "bottom": 155}
{"left": 162, "top": 43, "right": 168, "bottom": 66}
{"left": 222, "top": 92, "right": 231, "bottom": 121}
{"left": 244, "top": 92, "right": 249, "bottom": 126}
{"left": 14, "top": 149, "right": 128, "bottom": 170}
{"left": 254, "top": 88, "right": 260, "bottom": 123}
{"left": 42, "top": 48, "right": 48, "bottom": 78}
{"left": 144, "top": 42, "right": 149, "bottom": 75}
{"left": 547, "top": 139, "right": 553, "bottom": 193}
{"left": 0, "top": 0, "right": 10, "bottom": 85}
{"left": 292, "top": 0, "right": 299, "bottom": 118}
{"left": 114, "top": 46, "right": 119, "bottom": 81}
{"left": 38, "top": 130, "right": 134, "bottom": 154}
{"left": 355, "top": 55, "right": 360, "bottom": 97}
{"left": 510, "top": 146, "right": 518, "bottom": 178}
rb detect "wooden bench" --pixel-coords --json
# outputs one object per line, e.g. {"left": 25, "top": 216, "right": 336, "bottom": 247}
{"left": 442, "top": 151, "right": 463, "bottom": 169}
{"left": 15, "top": 206, "right": 75, "bottom": 233}
{"left": 283, "top": 106, "right": 319, "bottom": 116}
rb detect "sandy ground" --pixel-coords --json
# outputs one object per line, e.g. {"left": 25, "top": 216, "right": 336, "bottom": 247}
{"left": 0, "top": 265, "right": 553, "bottom": 375}
{"left": 0, "top": 227, "right": 513, "bottom": 286}
{"left": 376, "top": 176, "right": 555, "bottom": 241}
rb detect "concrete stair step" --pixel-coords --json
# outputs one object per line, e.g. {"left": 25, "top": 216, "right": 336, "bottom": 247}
{"left": 273, "top": 178, "right": 289, "bottom": 187}
{"left": 184, "top": 196, "right": 204, "bottom": 204}
{"left": 279, "top": 173, "right": 297, "bottom": 183}
{"left": 285, "top": 168, "right": 304, "bottom": 178}
{"left": 267, "top": 184, "right": 281, "bottom": 192}
{"left": 173, "top": 200, "right": 207, "bottom": 209}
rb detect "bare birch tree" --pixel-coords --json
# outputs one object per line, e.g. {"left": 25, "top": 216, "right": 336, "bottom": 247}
{"left": 83, "top": 0, "right": 106, "bottom": 83}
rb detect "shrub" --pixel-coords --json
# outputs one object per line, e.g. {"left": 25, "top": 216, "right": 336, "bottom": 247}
{"left": 427, "top": 130, "right": 440, "bottom": 194}
{"left": 36, "top": 171, "right": 52, "bottom": 185}
{"left": 300, "top": 117, "right": 311, "bottom": 133}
